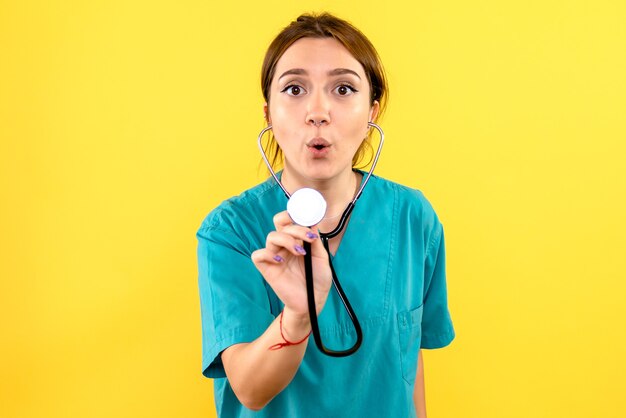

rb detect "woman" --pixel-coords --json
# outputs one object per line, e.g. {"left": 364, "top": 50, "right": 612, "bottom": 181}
{"left": 197, "top": 13, "right": 454, "bottom": 418}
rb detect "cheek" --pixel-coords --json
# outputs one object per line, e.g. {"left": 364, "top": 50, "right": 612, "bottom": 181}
{"left": 269, "top": 98, "right": 302, "bottom": 128}
{"left": 268, "top": 101, "right": 300, "bottom": 149}
{"left": 341, "top": 102, "right": 371, "bottom": 137}
{"left": 269, "top": 87, "right": 305, "bottom": 113}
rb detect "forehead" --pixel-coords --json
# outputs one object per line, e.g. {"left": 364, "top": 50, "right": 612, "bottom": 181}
{"left": 274, "top": 37, "right": 366, "bottom": 80}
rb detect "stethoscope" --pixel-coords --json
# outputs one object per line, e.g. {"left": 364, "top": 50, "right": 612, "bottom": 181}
{"left": 257, "top": 122, "right": 384, "bottom": 357}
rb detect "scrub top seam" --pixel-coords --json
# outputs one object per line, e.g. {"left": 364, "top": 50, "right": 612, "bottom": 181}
{"left": 204, "top": 323, "right": 274, "bottom": 377}
{"left": 425, "top": 221, "right": 443, "bottom": 260}
{"left": 382, "top": 184, "right": 399, "bottom": 320}
{"left": 211, "top": 322, "right": 275, "bottom": 347}
{"left": 312, "top": 315, "right": 388, "bottom": 336}
{"left": 421, "top": 327, "right": 456, "bottom": 349}
{"left": 197, "top": 227, "right": 252, "bottom": 259}
{"left": 198, "top": 176, "right": 278, "bottom": 234}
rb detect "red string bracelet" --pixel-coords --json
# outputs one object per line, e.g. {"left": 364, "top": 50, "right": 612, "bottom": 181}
{"left": 268, "top": 311, "right": 311, "bottom": 350}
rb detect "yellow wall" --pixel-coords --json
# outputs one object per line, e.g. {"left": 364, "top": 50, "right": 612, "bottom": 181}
{"left": 1, "top": 1, "right": 625, "bottom": 417}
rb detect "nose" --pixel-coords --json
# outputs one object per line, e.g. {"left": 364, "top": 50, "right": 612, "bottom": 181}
{"left": 306, "top": 90, "right": 330, "bottom": 127}
{"left": 308, "top": 117, "right": 328, "bottom": 127}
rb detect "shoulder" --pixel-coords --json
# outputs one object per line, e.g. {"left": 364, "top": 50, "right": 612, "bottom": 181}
{"left": 370, "top": 175, "right": 441, "bottom": 226}
{"left": 368, "top": 174, "right": 444, "bottom": 250}
{"left": 196, "top": 177, "right": 281, "bottom": 246}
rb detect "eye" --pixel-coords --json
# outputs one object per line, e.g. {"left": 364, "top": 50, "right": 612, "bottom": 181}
{"left": 281, "top": 84, "right": 306, "bottom": 96}
{"left": 335, "top": 84, "right": 358, "bottom": 96}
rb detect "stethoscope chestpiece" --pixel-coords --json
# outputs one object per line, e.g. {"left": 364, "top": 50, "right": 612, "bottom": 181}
{"left": 287, "top": 188, "right": 327, "bottom": 227}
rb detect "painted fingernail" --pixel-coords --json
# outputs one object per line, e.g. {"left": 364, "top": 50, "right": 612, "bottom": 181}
{"left": 294, "top": 245, "right": 306, "bottom": 255}
{"left": 273, "top": 255, "right": 284, "bottom": 262}
{"left": 306, "top": 232, "right": 318, "bottom": 239}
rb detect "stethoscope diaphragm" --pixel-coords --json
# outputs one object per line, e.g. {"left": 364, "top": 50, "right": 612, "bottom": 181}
{"left": 287, "top": 188, "right": 327, "bottom": 227}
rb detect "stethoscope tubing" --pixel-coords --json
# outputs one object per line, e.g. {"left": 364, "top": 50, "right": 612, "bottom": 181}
{"left": 257, "top": 122, "right": 385, "bottom": 356}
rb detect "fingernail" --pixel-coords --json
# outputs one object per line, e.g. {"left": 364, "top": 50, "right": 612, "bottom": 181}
{"left": 306, "top": 232, "right": 318, "bottom": 239}
{"left": 273, "top": 255, "right": 284, "bottom": 262}
{"left": 294, "top": 245, "right": 306, "bottom": 255}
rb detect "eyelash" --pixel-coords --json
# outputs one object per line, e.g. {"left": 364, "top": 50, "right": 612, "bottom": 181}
{"left": 280, "top": 83, "right": 359, "bottom": 96}
{"left": 335, "top": 84, "right": 358, "bottom": 96}
{"left": 281, "top": 84, "right": 306, "bottom": 96}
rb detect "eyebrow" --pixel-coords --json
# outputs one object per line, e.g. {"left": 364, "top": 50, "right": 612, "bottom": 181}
{"left": 277, "top": 68, "right": 362, "bottom": 81}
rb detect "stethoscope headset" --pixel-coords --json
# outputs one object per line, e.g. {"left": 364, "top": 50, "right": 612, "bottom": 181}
{"left": 257, "top": 122, "right": 384, "bottom": 357}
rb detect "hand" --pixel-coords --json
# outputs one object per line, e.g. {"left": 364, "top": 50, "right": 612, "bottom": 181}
{"left": 251, "top": 211, "right": 332, "bottom": 318}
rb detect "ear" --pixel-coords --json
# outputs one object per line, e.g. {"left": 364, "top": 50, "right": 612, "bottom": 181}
{"left": 263, "top": 102, "right": 271, "bottom": 124}
{"left": 368, "top": 100, "right": 380, "bottom": 123}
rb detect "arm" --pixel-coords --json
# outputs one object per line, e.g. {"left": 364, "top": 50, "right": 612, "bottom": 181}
{"left": 413, "top": 350, "right": 427, "bottom": 418}
{"left": 221, "top": 211, "right": 333, "bottom": 410}
{"left": 221, "top": 308, "right": 311, "bottom": 410}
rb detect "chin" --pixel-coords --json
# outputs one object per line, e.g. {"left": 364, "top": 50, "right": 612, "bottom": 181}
{"left": 305, "top": 165, "right": 351, "bottom": 182}
{"left": 284, "top": 158, "right": 353, "bottom": 184}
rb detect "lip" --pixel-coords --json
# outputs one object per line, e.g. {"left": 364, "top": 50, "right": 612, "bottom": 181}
{"left": 306, "top": 137, "right": 331, "bottom": 147}
{"left": 306, "top": 138, "right": 331, "bottom": 158}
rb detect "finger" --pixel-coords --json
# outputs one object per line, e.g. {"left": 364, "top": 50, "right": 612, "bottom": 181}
{"left": 279, "top": 224, "right": 320, "bottom": 243}
{"left": 273, "top": 210, "right": 294, "bottom": 231}
{"left": 266, "top": 230, "right": 307, "bottom": 257}
{"left": 308, "top": 227, "right": 329, "bottom": 262}
{"left": 251, "top": 247, "right": 288, "bottom": 267}
{"left": 268, "top": 225, "right": 321, "bottom": 256}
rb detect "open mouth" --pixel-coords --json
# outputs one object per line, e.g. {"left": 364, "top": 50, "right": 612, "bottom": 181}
{"left": 307, "top": 138, "right": 331, "bottom": 151}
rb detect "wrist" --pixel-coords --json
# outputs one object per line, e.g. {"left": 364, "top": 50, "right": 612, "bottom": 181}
{"left": 281, "top": 307, "right": 311, "bottom": 342}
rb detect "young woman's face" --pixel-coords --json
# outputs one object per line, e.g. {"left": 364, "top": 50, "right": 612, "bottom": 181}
{"left": 266, "top": 37, "right": 379, "bottom": 183}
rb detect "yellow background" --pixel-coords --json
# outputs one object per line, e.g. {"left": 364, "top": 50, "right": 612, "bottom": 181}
{"left": 1, "top": 0, "right": 625, "bottom": 417}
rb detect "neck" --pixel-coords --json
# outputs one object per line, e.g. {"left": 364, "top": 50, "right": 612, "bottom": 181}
{"left": 281, "top": 165, "right": 361, "bottom": 230}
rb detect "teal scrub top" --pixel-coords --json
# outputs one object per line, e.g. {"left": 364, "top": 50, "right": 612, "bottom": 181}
{"left": 196, "top": 172, "right": 455, "bottom": 418}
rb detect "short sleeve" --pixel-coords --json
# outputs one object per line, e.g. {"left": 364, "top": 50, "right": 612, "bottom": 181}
{"left": 197, "top": 225, "right": 275, "bottom": 378}
{"left": 420, "top": 224, "right": 455, "bottom": 349}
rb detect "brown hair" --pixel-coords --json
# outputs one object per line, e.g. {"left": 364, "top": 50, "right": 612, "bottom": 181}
{"left": 260, "top": 12, "right": 388, "bottom": 170}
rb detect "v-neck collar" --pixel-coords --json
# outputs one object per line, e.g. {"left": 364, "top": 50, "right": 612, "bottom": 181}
{"left": 324, "top": 169, "right": 369, "bottom": 259}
